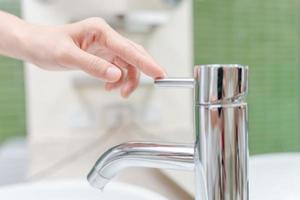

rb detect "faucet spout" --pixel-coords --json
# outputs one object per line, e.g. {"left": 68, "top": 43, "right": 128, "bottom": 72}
{"left": 87, "top": 142, "right": 194, "bottom": 190}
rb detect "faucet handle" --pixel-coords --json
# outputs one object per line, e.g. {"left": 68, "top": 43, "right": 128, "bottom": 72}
{"left": 154, "top": 65, "right": 248, "bottom": 104}
{"left": 154, "top": 78, "right": 195, "bottom": 88}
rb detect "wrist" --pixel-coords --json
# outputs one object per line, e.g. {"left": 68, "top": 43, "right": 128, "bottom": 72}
{"left": 13, "top": 21, "right": 38, "bottom": 62}
{"left": 0, "top": 12, "right": 36, "bottom": 61}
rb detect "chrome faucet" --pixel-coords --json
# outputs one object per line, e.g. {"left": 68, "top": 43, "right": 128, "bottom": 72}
{"left": 88, "top": 64, "right": 249, "bottom": 200}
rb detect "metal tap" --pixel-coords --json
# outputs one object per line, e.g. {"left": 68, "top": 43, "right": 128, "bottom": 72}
{"left": 88, "top": 64, "right": 249, "bottom": 200}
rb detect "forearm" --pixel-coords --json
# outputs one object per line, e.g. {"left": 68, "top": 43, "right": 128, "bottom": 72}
{"left": 0, "top": 11, "right": 32, "bottom": 61}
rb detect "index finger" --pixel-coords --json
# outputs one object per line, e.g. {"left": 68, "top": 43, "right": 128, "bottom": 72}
{"left": 101, "top": 29, "right": 166, "bottom": 78}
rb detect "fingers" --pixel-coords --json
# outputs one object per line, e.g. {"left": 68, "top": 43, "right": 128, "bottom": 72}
{"left": 99, "top": 28, "right": 166, "bottom": 79}
{"left": 57, "top": 43, "right": 139, "bottom": 98}
{"left": 105, "top": 57, "right": 128, "bottom": 91}
{"left": 121, "top": 65, "right": 140, "bottom": 98}
{"left": 105, "top": 67, "right": 126, "bottom": 91}
{"left": 65, "top": 45, "right": 122, "bottom": 82}
{"left": 105, "top": 57, "right": 140, "bottom": 98}
{"left": 64, "top": 18, "right": 165, "bottom": 98}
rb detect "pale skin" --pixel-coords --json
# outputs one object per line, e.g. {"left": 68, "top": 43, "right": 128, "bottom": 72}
{"left": 0, "top": 11, "right": 166, "bottom": 98}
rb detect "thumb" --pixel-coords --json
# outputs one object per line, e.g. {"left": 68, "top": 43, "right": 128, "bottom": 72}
{"left": 68, "top": 47, "right": 122, "bottom": 82}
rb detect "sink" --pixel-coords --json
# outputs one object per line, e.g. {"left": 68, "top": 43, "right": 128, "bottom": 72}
{"left": 250, "top": 153, "right": 300, "bottom": 200}
{"left": 164, "top": 153, "right": 300, "bottom": 200}
{"left": 0, "top": 154, "right": 299, "bottom": 200}
{"left": 0, "top": 180, "right": 168, "bottom": 200}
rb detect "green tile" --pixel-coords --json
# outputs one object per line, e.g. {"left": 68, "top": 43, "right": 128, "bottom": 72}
{"left": 0, "top": 0, "right": 25, "bottom": 143}
{"left": 194, "top": 0, "right": 300, "bottom": 154}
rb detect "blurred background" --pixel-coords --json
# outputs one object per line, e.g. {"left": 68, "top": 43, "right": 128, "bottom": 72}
{"left": 0, "top": 0, "right": 299, "bottom": 199}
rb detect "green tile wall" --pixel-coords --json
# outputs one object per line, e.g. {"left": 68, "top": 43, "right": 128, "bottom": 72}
{"left": 0, "top": 0, "right": 26, "bottom": 143}
{"left": 194, "top": 0, "right": 300, "bottom": 154}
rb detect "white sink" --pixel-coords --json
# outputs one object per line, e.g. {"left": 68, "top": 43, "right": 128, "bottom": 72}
{"left": 250, "top": 153, "right": 300, "bottom": 200}
{"left": 165, "top": 153, "right": 300, "bottom": 200}
{"left": 1, "top": 154, "right": 299, "bottom": 200}
{"left": 0, "top": 180, "right": 168, "bottom": 200}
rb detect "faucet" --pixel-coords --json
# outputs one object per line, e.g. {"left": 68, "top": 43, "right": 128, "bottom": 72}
{"left": 87, "top": 64, "right": 249, "bottom": 200}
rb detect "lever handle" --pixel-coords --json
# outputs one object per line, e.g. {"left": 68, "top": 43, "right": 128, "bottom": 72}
{"left": 154, "top": 65, "right": 248, "bottom": 104}
{"left": 154, "top": 78, "right": 195, "bottom": 88}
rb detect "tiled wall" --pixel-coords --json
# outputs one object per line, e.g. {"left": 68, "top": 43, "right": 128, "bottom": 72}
{"left": 194, "top": 0, "right": 300, "bottom": 154}
{"left": 0, "top": 0, "right": 26, "bottom": 142}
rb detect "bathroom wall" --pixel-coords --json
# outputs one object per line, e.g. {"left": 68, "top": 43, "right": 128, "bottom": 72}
{"left": 193, "top": 0, "right": 300, "bottom": 154}
{"left": 22, "top": 0, "right": 194, "bottom": 194}
{"left": 0, "top": 0, "right": 26, "bottom": 143}
{"left": 23, "top": 0, "right": 193, "bottom": 143}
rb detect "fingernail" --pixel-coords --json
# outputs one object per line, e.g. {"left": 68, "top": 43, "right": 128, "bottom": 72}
{"left": 158, "top": 69, "right": 167, "bottom": 78}
{"left": 121, "top": 90, "right": 128, "bottom": 98}
{"left": 121, "top": 85, "right": 130, "bottom": 98}
{"left": 122, "top": 94, "right": 129, "bottom": 99}
{"left": 105, "top": 67, "right": 121, "bottom": 82}
{"left": 162, "top": 71, "right": 167, "bottom": 77}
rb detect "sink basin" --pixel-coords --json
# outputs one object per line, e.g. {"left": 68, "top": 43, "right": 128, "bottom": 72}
{"left": 0, "top": 180, "right": 168, "bottom": 200}
{"left": 1, "top": 154, "right": 299, "bottom": 200}
{"left": 165, "top": 153, "right": 300, "bottom": 200}
{"left": 250, "top": 153, "right": 300, "bottom": 200}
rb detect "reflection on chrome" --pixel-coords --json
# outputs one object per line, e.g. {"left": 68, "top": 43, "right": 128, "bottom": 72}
{"left": 87, "top": 142, "right": 194, "bottom": 189}
{"left": 88, "top": 64, "right": 249, "bottom": 200}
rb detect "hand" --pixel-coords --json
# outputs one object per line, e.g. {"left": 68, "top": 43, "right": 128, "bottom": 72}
{"left": 25, "top": 18, "right": 166, "bottom": 98}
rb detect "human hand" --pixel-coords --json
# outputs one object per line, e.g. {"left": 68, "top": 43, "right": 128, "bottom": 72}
{"left": 25, "top": 18, "right": 166, "bottom": 98}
